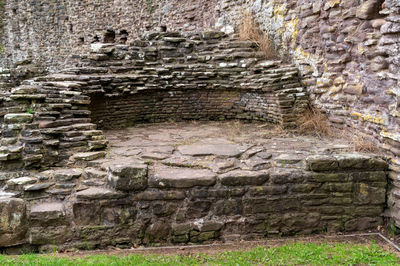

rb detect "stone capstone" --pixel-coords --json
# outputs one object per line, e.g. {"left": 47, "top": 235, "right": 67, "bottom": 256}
{"left": 107, "top": 159, "right": 148, "bottom": 191}
{"left": 149, "top": 166, "right": 217, "bottom": 188}
{"left": 219, "top": 170, "right": 269, "bottom": 186}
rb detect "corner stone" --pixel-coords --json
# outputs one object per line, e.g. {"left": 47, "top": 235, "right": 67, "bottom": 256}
{"left": 0, "top": 198, "right": 27, "bottom": 247}
{"left": 107, "top": 159, "right": 148, "bottom": 191}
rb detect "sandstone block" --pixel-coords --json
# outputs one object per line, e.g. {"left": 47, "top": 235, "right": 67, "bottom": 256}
{"left": 107, "top": 159, "right": 148, "bottom": 191}
{"left": 149, "top": 166, "right": 216, "bottom": 188}
{"left": 219, "top": 170, "right": 269, "bottom": 186}
{"left": 4, "top": 113, "right": 33, "bottom": 124}
{"left": 30, "top": 202, "right": 65, "bottom": 226}
{"left": 76, "top": 187, "right": 125, "bottom": 200}
{"left": 0, "top": 198, "right": 27, "bottom": 247}
{"left": 306, "top": 155, "right": 338, "bottom": 171}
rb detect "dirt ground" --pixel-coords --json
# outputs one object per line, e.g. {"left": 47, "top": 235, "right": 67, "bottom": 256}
{"left": 48, "top": 233, "right": 399, "bottom": 258}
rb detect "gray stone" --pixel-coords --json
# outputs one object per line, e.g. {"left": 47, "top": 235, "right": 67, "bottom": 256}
{"left": 178, "top": 144, "right": 246, "bottom": 157}
{"left": 306, "top": 155, "right": 338, "bottom": 171}
{"left": 149, "top": 166, "right": 216, "bottom": 188}
{"left": 0, "top": 198, "right": 27, "bottom": 247}
{"left": 30, "top": 202, "right": 65, "bottom": 225}
{"left": 356, "top": 0, "right": 382, "bottom": 19}
{"left": 76, "top": 187, "right": 125, "bottom": 200}
{"left": 71, "top": 151, "right": 106, "bottom": 161}
{"left": 4, "top": 113, "right": 33, "bottom": 123}
{"left": 219, "top": 170, "right": 269, "bottom": 186}
{"left": 107, "top": 159, "right": 148, "bottom": 191}
{"left": 6, "top": 176, "right": 36, "bottom": 186}
{"left": 23, "top": 182, "right": 54, "bottom": 191}
{"left": 54, "top": 169, "right": 83, "bottom": 181}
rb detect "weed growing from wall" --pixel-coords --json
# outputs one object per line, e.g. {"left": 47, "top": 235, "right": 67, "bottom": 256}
{"left": 239, "top": 11, "right": 276, "bottom": 59}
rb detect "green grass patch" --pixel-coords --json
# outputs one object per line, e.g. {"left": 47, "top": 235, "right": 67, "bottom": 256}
{"left": 0, "top": 242, "right": 398, "bottom": 265}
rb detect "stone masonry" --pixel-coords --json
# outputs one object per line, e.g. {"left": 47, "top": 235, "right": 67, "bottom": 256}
{"left": 0, "top": 32, "right": 307, "bottom": 170}
{"left": 0, "top": 121, "right": 389, "bottom": 252}
{"left": 0, "top": 0, "right": 397, "bottom": 251}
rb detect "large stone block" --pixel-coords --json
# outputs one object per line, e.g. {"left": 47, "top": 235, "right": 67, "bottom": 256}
{"left": 107, "top": 159, "right": 148, "bottom": 191}
{"left": 149, "top": 166, "right": 216, "bottom": 188}
{"left": 0, "top": 198, "right": 27, "bottom": 247}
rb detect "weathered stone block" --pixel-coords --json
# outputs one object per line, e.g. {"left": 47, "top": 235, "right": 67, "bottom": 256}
{"left": 219, "top": 170, "right": 269, "bottom": 186}
{"left": 149, "top": 166, "right": 216, "bottom": 188}
{"left": 0, "top": 198, "right": 27, "bottom": 247}
{"left": 30, "top": 202, "right": 65, "bottom": 226}
{"left": 29, "top": 226, "right": 71, "bottom": 245}
{"left": 76, "top": 187, "right": 125, "bottom": 200}
{"left": 107, "top": 159, "right": 148, "bottom": 191}
{"left": 306, "top": 155, "right": 338, "bottom": 171}
{"left": 4, "top": 114, "right": 33, "bottom": 124}
{"left": 353, "top": 183, "right": 386, "bottom": 205}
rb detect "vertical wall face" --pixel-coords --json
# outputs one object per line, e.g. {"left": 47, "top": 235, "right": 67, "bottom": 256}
{"left": 0, "top": 0, "right": 217, "bottom": 72}
{"left": 216, "top": 0, "right": 400, "bottom": 226}
{"left": 1, "top": 0, "right": 400, "bottom": 225}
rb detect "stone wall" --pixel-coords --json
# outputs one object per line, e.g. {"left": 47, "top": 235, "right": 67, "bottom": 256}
{"left": 0, "top": 0, "right": 217, "bottom": 72}
{"left": 0, "top": 32, "right": 307, "bottom": 171}
{"left": 0, "top": 147, "right": 388, "bottom": 252}
{"left": 214, "top": 0, "right": 400, "bottom": 228}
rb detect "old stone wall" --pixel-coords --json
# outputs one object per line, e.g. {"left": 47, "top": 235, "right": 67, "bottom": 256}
{"left": 0, "top": 147, "right": 388, "bottom": 252}
{"left": 214, "top": 0, "right": 400, "bottom": 228}
{"left": 0, "top": 32, "right": 307, "bottom": 171}
{"left": 0, "top": 0, "right": 217, "bottom": 72}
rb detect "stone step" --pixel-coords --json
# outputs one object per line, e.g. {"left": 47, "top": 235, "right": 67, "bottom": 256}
{"left": 70, "top": 151, "right": 106, "bottom": 162}
{"left": 29, "top": 202, "right": 65, "bottom": 225}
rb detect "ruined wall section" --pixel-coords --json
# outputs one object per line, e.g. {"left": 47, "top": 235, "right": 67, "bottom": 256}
{"left": 215, "top": 0, "right": 400, "bottom": 227}
{"left": 0, "top": 0, "right": 217, "bottom": 73}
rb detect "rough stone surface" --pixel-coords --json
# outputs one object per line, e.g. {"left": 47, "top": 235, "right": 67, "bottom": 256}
{"left": 0, "top": 121, "right": 389, "bottom": 250}
{"left": 107, "top": 159, "right": 148, "bottom": 191}
{"left": 0, "top": 198, "right": 27, "bottom": 247}
{"left": 150, "top": 166, "right": 217, "bottom": 188}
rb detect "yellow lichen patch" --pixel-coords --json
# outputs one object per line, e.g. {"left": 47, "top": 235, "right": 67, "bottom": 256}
{"left": 358, "top": 45, "right": 365, "bottom": 55}
{"left": 285, "top": 17, "right": 299, "bottom": 45}
{"left": 294, "top": 47, "right": 321, "bottom": 75}
{"left": 359, "top": 183, "right": 369, "bottom": 196}
{"left": 273, "top": 4, "right": 287, "bottom": 18}
{"left": 328, "top": 85, "right": 342, "bottom": 95}
{"left": 381, "top": 130, "right": 400, "bottom": 143}
{"left": 326, "top": 0, "right": 340, "bottom": 9}
{"left": 352, "top": 112, "right": 386, "bottom": 125}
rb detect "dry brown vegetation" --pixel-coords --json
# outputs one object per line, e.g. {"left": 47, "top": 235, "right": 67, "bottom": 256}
{"left": 297, "top": 107, "right": 333, "bottom": 138}
{"left": 239, "top": 11, "right": 276, "bottom": 59}
{"left": 352, "top": 134, "right": 380, "bottom": 153}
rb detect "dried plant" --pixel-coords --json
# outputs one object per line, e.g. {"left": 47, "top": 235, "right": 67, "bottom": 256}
{"left": 239, "top": 11, "right": 276, "bottom": 59}
{"left": 352, "top": 134, "right": 379, "bottom": 153}
{"left": 297, "top": 107, "right": 332, "bottom": 138}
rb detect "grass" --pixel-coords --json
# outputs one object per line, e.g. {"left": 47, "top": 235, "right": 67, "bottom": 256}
{"left": 0, "top": 242, "right": 398, "bottom": 265}
{"left": 239, "top": 11, "right": 276, "bottom": 59}
{"left": 297, "top": 107, "right": 332, "bottom": 138}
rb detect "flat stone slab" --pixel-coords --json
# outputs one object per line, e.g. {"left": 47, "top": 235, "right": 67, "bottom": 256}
{"left": 23, "top": 183, "right": 54, "bottom": 191}
{"left": 178, "top": 144, "right": 246, "bottom": 157}
{"left": 150, "top": 166, "right": 217, "bottom": 188}
{"left": 4, "top": 113, "right": 33, "bottom": 123}
{"left": 6, "top": 177, "right": 36, "bottom": 186}
{"left": 54, "top": 169, "right": 83, "bottom": 181}
{"left": 30, "top": 202, "right": 64, "bottom": 223}
{"left": 107, "top": 159, "right": 148, "bottom": 191}
{"left": 219, "top": 170, "right": 269, "bottom": 186}
{"left": 71, "top": 151, "right": 106, "bottom": 161}
{"left": 76, "top": 187, "right": 125, "bottom": 200}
